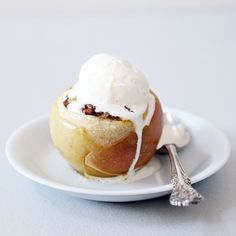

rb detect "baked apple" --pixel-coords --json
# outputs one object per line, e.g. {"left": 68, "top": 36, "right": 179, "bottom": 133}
{"left": 50, "top": 54, "right": 163, "bottom": 178}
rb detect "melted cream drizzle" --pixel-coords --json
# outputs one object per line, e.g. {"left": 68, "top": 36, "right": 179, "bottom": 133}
{"left": 127, "top": 93, "right": 155, "bottom": 177}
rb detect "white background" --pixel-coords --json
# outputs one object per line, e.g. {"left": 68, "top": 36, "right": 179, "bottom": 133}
{"left": 0, "top": 0, "right": 236, "bottom": 15}
{"left": 0, "top": 5, "right": 236, "bottom": 236}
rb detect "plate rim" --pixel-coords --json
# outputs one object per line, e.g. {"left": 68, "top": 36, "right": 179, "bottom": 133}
{"left": 5, "top": 108, "right": 231, "bottom": 197}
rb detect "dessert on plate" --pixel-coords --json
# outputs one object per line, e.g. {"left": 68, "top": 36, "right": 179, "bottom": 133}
{"left": 50, "top": 54, "right": 163, "bottom": 179}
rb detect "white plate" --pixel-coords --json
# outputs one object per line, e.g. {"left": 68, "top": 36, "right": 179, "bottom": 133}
{"left": 6, "top": 108, "right": 230, "bottom": 202}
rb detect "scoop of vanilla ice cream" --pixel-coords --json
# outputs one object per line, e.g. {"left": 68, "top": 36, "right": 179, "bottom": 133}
{"left": 72, "top": 54, "right": 149, "bottom": 118}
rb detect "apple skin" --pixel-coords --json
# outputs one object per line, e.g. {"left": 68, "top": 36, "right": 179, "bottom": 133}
{"left": 50, "top": 94, "right": 163, "bottom": 177}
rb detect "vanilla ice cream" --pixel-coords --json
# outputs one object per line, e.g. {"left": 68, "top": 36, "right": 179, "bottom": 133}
{"left": 69, "top": 53, "right": 149, "bottom": 119}
{"left": 64, "top": 53, "right": 156, "bottom": 177}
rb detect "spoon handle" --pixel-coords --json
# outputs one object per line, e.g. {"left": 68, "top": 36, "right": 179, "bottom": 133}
{"left": 165, "top": 144, "right": 204, "bottom": 206}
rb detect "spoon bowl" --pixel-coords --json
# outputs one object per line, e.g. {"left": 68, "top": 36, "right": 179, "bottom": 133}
{"left": 158, "top": 113, "right": 191, "bottom": 150}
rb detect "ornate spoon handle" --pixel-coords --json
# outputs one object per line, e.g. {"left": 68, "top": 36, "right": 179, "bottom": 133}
{"left": 165, "top": 144, "right": 204, "bottom": 206}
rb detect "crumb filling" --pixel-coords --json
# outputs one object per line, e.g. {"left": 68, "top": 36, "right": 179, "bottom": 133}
{"left": 63, "top": 96, "right": 122, "bottom": 121}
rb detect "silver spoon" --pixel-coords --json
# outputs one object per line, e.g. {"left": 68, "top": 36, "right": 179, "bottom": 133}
{"left": 157, "top": 113, "right": 204, "bottom": 206}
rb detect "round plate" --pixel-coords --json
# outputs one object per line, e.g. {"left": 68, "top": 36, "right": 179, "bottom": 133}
{"left": 6, "top": 108, "right": 231, "bottom": 202}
